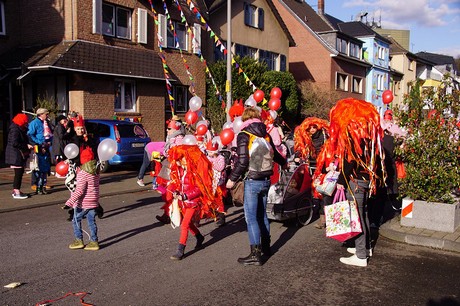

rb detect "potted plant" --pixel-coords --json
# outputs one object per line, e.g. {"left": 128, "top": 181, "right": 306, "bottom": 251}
{"left": 394, "top": 77, "right": 460, "bottom": 232}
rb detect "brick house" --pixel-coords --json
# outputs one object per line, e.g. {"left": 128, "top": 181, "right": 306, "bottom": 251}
{"left": 272, "top": 0, "right": 370, "bottom": 101}
{"left": 0, "top": 0, "right": 211, "bottom": 157}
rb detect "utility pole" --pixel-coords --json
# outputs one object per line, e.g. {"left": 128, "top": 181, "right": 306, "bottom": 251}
{"left": 226, "top": 0, "right": 232, "bottom": 122}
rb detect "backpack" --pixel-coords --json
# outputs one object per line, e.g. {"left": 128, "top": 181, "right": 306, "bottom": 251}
{"left": 242, "top": 131, "right": 274, "bottom": 173}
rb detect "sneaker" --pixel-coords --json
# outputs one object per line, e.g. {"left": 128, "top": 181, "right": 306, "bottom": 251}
{"left": 69, "top": 239, "right": 84, "bottom": 250}
{"left": 339, "top": 254, "right": 368, "bottom": 267}
{"left": 12, "top": 192, "right": 28, "bottom": 200}
{"left": 137, "top": 179, "right": 145, "bottom": 187}
{"left": 347, "top": 247, "right": 373, "bottom": 257}
{"left": 84, "top": 241, "right": 100, "bottom": 251}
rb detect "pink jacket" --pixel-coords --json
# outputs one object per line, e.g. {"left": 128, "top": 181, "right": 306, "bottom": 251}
{"left": 65, "top": 169, "right": 100, "bottom": 209}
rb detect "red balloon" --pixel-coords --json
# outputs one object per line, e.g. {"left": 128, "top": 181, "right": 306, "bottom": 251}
{"left": 185, "top": 110, "right": 198, "bottom": 125}
{"left": 56, "top": 161, "right": 69, "bottom": 176}
{"left": 382, "top": 90, "right": 393, "bottom": 104}
{"left": 268, "top": 98, "right": 281, "bottom": 111}
{"left": 253, "top": 89, "right": 265, "bottom": 103}
{"left": 196, "top": 124, "right": 208, "bottom": 136}
{"left": 270, "top": 87, "right": 282, "bottom": 99}
{"left": 220, "top": 128, "right": 235, "bottom": 146}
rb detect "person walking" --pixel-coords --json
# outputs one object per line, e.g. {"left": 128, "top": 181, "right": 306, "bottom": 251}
{"left": 226, "top": 107, "right": 286, "bottom": 266}
{"left": 316, "top": 98, "right": 385, "bottom": 267}
{"left": 5, "top": 113, "right": 33, "bottom": 199}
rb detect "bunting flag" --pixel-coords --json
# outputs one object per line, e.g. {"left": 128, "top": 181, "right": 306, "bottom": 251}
{"left": 148, "top": 0, "right": 175, "bottom": 115}
{"left": 185, "top": 0, "right": 263, "bottom": 98}
{"left": 172, "top": 0, "right": 224, "bottom": 106}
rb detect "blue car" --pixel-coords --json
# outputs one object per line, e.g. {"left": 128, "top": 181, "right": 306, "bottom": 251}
{"left": 85, "top": 119, "right": 151, "bottom": 172}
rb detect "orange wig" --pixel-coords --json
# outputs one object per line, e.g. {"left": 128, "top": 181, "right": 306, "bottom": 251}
{"left": 294, "top": 117, "right": 329, "bottom": 160}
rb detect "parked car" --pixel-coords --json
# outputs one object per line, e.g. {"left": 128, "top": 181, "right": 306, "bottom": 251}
{"left": 85, "top": 119, "right": 151, "bottom": 172}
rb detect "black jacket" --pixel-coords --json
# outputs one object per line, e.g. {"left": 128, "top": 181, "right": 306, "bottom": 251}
{"left": 52, "top": 123, "right": 72, "bottom": 158}
{"left": 229, "top": 121, "right": 286, "bottom": 182}
{"left": 5, "top": 123, "right": 30, "bottom": 167}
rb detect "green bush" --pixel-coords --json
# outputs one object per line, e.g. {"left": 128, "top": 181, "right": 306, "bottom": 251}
{"left": 395, "top": 77, "right": 460, "bottom": 203}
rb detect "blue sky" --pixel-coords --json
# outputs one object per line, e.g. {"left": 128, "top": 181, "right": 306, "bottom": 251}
{"left": 306, "top": 0, "right": 460, "bottom": 58}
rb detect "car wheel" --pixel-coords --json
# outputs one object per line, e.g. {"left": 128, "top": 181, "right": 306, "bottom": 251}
{"left": 99, "top": 160, "right": 110, "bottom": 173}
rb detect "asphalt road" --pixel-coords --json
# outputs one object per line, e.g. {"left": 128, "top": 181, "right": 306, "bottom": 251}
{"left": 1, "top": 190, "right": 460, "bottom": 306}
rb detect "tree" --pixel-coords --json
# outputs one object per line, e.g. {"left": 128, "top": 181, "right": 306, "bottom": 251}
{"left": 395, "top": 77, "right": 460, "bottom": 203}
{"left": 205, "top": 56, "right": 299, "bottom": 132}
{"left": 298, "top": 80, "right": 338, "bottom": 120}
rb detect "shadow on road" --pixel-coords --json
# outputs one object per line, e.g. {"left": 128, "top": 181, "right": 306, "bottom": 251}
{"left": 99, "top": 222, "right": 163, "bottom": 248}
{"left": 102, "top": 196, "right": 162, "bottom": 219}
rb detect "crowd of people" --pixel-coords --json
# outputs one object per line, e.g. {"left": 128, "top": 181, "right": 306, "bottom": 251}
{"left": 5, "top": 96, "right": 407, "bottom": 267}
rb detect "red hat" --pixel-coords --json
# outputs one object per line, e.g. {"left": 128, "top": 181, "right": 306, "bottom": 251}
{"left": 12, "top": 113, "right": 28, "bottom": 127}
{"left": 384, "top": 109, "right": 393, "bottom": 120}
{"left": 80, "top": 147, "right": 95, "bottom": 165}
{"left": 206, "top": 141, "right": 218, "bottom": 153}
{"left": 72, "top": 115, "right": 85, "bottom": 128}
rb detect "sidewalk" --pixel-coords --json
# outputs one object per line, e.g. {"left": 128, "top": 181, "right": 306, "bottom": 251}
{"left": 0, "top": 166, "right": 153, "bottom": 213}
{"left": 1, "top": 166, "right": 459, "bottom": 253}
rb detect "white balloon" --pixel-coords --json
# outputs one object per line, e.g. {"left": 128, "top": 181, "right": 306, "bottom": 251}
{"left": 182, "top": 134, "right": 197, "bottom": 146}
{"left": 233, "top": 116, "right": 244, "bottom": 134}
{"left": 269, "top": 110, "right": 278, "bottom": 120}
{"left": 189, "top": 96, "right": 203, "bottom": 112}
{"left": 244, "top": 96, "right": 257, "bottom": 108}
{"left": 64, "top": 143, "right": 79, "bottom": 160}
{"left": 255, "top": 106, "right": 262, "bottom": 114}
{"left": 222, "top": 121, "right": 233, "bottom": 130}
{"left": 196, "top": 120, "right": 207, "bottom": 128}
{"left": 97, "top": 138, "right": 117, "bottom": 161}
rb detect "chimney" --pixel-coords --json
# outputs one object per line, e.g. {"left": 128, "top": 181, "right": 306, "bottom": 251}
{"left": 318, "top": 0, "right": 324, "bottom": 15}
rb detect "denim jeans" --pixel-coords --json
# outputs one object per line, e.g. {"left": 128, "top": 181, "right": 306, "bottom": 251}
{"left": 138, "top": 151, "right": 151, "bottom": 180}
{"left": 72, "top": 207, "right": 98, "bottom": 242}
{"left": 345, "top": 180, "right": 371, "bottom": 259}
{"left": 243, "top": 178, "right": 271, "bottom": 246}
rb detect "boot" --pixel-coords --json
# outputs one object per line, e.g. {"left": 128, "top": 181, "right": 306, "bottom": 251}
{"left": 170, "top": 244, "right": 186, "bottom": 260}
{"left": 315, "top": 215, "right": 326, "bottom": 229}
{"left": 195, "top": 233, "right": 205, "bottom": 249}
{"left": 261, "top": 236, "right": 271, "bottom": 257}
{"left": 237, "top": 245, "right": 262, "bottom": 266}
{"left": 215, "top": 212, "right": 226, "bottom": 227}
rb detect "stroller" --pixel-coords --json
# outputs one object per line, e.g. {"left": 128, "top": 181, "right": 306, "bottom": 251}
{"left": 266, "top": 162, "right": 314, "bottom": 226}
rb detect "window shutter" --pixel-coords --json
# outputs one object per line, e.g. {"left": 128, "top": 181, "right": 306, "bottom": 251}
{"left": 193, "top": 23, "right": 201, "bottom": 54}
{"left": 137, "top": 8, "right": 147, "bottom": 44}
{"left": 92, "top": 0, "right": 102, "bottom": 34}
{"left": 258, "top": 8, "right": 264, "bottom": 30}
{"left": 244, "top": 3, "right": 250, "bottom": 26}
{"left": 158, "top": 14, "right": 167, "bottom": 48}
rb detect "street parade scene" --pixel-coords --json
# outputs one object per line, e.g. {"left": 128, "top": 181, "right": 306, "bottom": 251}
{"left": 1, "top": 0, "right": 460, "bottom": 305}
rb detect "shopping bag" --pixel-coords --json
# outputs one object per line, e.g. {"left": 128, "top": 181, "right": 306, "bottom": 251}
{"left": 325, "top": 189, "right": 362, "bottom": 242}
{"left": 316, "top": 170, "right": 339, "bottom": 196}
{"left": 230, "top": 180, "right": 244, "bottom": 207}
{"left": 169, "top": 198, "right": 182, "bottom": 229}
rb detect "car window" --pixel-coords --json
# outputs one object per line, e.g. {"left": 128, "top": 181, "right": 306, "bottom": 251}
{"left": 98, "top": 124, "right": 111, "bottom": 137}
{"left": 118, "top": 124, "right": 148, "bottom": 138}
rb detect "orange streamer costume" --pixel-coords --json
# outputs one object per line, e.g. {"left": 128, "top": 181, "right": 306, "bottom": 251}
{"left": 315, "top": 98, "right": 385, "bottom": 195}
{"left": 294, "top": 117, "right": 329, "bottom": 160}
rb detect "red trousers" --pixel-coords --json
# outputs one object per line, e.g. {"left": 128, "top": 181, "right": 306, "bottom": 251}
{"left": 179, "top": 206, "right": 200, "bottom": 245}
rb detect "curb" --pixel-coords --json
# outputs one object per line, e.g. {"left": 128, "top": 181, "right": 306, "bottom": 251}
{"left": 379, "top": 218, "right": 460, "bottom": 253}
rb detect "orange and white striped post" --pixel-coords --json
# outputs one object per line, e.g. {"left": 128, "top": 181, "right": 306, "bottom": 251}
{"left": 401, "top": 198, "right": 414, "bottom": 218}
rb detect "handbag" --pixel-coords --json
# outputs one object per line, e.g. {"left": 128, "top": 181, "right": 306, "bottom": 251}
{"left": 316, "top": 170, "right": 339, "bottom": 196}
{"left": 395, "top": 159, "right": 406, "bottom": 179}
{"left": 325, "top": 189, "right": 362, "bottom": 242}
{"left": 169, "top": 198, "right": 182, "bottom": 229}
{"left": 230, "top": 180, "right": 244, "bottom": 207}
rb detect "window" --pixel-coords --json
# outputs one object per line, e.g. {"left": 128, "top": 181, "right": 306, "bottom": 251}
{"left": 167, "top": 21, "right": 188, "bottom": 50}
{"left": 0, "top": 1, "right": 5, "bottom": 35}
{"left": 244, "top": 3, "right": 264, "bottom": 30}
{"left": 350, "top": 43, "right": 360, "bottom": 58}
{"left": 171, "top": 85, "right": 189, "bottom": 113}
{"left": 336, "top": 37, "right": 347, "bottom": 54}
{"left": 352, "top": 76, "right": 363, "bottom": 93}
{"left": 102, "top": 3, "right": 132, "bottom": 39}
{"left": 259, "top": 50, "right": 278, "bottom": 71}
{"left": 378, "top": 46, "right": 385, "bottom": 60}
{"left": 336, "top": 73, "right": 348, "bottom": 91}
{"left": 114, "top": 80, "right": 136, "bottom": 112}
{"left": 377, "top": 74, "right": 384, "bottom": 91}
{"left": 235, "top": 44, "right": 257, "bottom": 59}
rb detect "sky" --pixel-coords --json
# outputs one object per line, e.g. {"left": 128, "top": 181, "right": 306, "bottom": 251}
{"left": 306, "top": 0, "right": 460, "bottom": 58}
